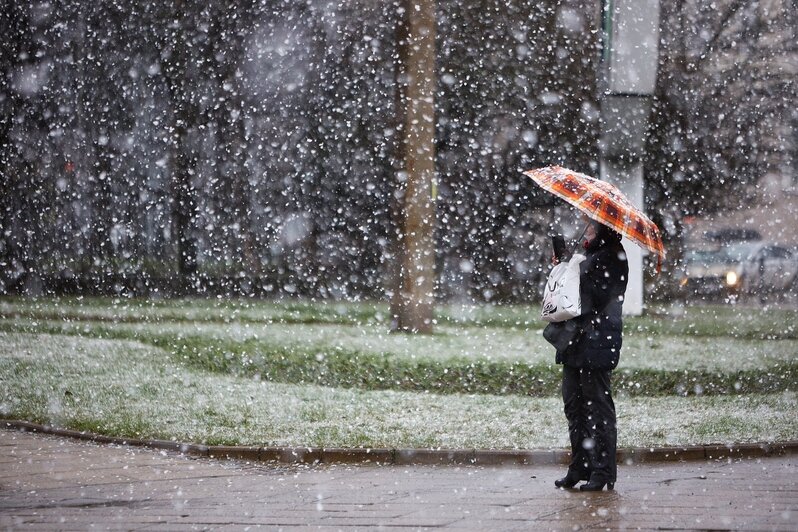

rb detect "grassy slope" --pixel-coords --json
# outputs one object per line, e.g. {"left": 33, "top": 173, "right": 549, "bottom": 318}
{"left": 2, "top": 331, "right": 795, "bottom": 449}
{"left": 1, "top": 312, "right": 795, "bottom": 396}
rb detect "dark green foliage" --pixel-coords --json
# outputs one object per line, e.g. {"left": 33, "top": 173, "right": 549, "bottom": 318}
{"left": 0, "top": 0, "right": 602, "bottom": 302}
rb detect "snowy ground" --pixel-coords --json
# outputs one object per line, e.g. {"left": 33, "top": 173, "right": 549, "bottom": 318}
{"left": 2, "top": 316, "right": 795, "bottom": 372}
{"left": 0, "top": 297, "right": 796, "bottom": 449}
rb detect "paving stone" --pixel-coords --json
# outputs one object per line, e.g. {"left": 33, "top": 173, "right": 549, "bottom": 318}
{"left": 206, "top": 445, "right": 262, "bottom": 462}
{"left": 278, "top": 446, "right": 324, "bottom": 464}
{"left": 395, "top": 448, "right": 476, "bottom": 465}
{"left": 619, "top": 445, "right": 707, "bottom": 462}
{"left": 1, "top": 429, "right": 796, "bottom": 530}
{"left": 321, "top": 447, "right": 394, "bottom": 464}
{"left": 470, "top": 449, "right": 552, "bottom": 466}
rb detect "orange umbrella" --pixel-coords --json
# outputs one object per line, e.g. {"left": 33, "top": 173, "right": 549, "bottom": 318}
{"left": 523, "top": 165, "right": 665, "bottom": 272}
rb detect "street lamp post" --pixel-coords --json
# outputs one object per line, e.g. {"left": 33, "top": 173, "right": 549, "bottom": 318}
{"left": 599, "top": 0, "right": 660, "bottom": 315}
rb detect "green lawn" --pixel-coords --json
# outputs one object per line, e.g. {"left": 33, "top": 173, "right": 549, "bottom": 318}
{"left": 2, "top": 331, "right": 795, "bottom": 449}
{"left": 4, "top": 297, "right": 797, "bottom": 338}
{"left": 1, "top": 296, "right": 796, "bottom": 449}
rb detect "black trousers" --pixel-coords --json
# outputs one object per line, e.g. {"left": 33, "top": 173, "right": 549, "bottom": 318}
{"left": 561, "top": 365, "right": 617, "bottom": 483}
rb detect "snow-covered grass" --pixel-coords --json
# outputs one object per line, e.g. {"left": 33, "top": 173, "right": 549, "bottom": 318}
{"left": 4, "top": 315, "right": 795, "bottom": 371}
{"left": 1, "top": 332, "right": 795, "bottom": 449}
{"left": 3, "top": 297, "right": 797, "bottom": 339}
{"left": 1, "top": 305, "right": 796, "bottom": 397}
{"left": 626, "top": 302, "right": 798, "bottom": 340}
{"left": 0, "top": 296, "right": 384, "bottom": 326}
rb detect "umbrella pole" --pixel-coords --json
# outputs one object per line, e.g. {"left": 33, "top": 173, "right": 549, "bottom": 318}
{"left": 571, "top": 221, "right": 591, "bottom": 256}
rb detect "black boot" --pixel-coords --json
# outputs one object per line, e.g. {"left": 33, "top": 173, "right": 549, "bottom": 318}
{"left": 579, "top": 478, "right": 614, "bottom": 491}
{"left": 554, "top": 471, "right": 586, "bottom": 489}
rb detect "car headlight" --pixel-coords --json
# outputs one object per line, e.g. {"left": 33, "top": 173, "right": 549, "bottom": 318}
{"left": 725, "top": 271, "right": 738, "bottom": 286}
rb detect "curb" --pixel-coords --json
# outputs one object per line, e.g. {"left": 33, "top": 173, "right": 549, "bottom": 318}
{"left": 3, "top": 419, "right": 796, "bottom": 466}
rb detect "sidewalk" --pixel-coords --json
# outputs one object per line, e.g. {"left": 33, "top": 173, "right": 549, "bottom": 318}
{"left": 1, "top": 429, "right": 796, "bottom": 530}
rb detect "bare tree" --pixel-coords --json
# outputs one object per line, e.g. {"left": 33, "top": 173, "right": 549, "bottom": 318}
{"left": 155, "top": 2, "right": 203, "bottom": 282}
{"left": 648, "top": 0, "right": 797, "bottom": 217}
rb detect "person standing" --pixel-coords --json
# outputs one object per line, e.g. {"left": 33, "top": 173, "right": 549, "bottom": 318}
{"left": 551, "top": 220, "right": 628, "bottom": 491}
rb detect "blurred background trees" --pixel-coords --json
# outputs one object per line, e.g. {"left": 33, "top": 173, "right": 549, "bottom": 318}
{"left": 1, "top": 0, "right": 795, "bottom": 302}
{"left": 646, "top": 0, "right": 798, "bottom": 269}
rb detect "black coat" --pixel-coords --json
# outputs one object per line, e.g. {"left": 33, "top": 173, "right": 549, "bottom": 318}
{"left": 556, "top": 235, "right": 629, "bottom": 370}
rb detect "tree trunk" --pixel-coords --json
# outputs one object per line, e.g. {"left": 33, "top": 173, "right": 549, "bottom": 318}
{"left": 171, "top": 112, "right": 198, "bottom": 281}
{"left": 160, "top": 6, "right": 199, "bottom": 285}
{"left": 390, "top": 0, "right": 437, "bottom": 333}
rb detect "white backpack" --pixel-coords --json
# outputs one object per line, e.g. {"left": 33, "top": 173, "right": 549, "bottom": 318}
{"left": 541, "top": 253, "right": 585, "bottom": 322}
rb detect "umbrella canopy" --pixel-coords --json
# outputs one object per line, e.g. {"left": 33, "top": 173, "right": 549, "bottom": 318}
{"left": 524, "top": 165, "right": 666, "bottom": 272}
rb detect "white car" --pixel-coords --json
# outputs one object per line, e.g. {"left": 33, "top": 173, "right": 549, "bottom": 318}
{"left": 738, "top": 244, "right": 798, "bottom": 295}
{"left": 679, "top": 242, "right": 798, "bottom": 298}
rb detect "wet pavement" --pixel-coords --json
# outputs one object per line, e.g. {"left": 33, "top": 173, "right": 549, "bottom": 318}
{"left": 1, "top": 429, "right": 796, "bottom": 531}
